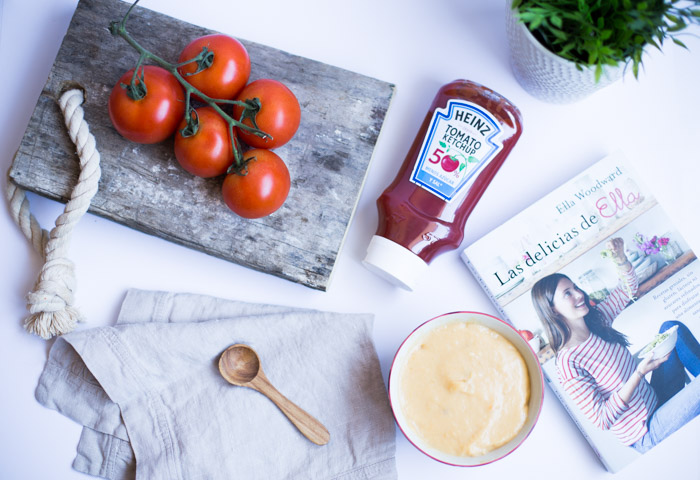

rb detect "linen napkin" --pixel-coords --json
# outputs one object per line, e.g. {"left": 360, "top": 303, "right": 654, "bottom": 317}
{"left": 35, "top": 289, "right": 397, "bottom": 480}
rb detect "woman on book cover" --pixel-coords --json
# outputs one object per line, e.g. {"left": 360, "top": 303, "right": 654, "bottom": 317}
{"left": 531, "top": 237, "right": 700, "bottom": 453}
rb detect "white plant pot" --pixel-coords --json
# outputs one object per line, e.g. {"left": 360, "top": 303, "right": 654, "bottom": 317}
{"left": 505, "top": 1, "right": 624, "bottom": 103}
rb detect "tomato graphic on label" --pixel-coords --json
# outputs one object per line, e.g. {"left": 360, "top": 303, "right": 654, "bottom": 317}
{"left": 441, "top": 154, "right": 459, "bottom": 172}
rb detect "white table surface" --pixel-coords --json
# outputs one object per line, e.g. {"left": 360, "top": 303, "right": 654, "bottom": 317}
{"left": 2, "top": 0, "right": 699, "bottom": 478}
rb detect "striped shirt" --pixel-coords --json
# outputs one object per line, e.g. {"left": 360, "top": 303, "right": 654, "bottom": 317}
{"left": 556, "top": 266, "right": 657, "bottom": 445}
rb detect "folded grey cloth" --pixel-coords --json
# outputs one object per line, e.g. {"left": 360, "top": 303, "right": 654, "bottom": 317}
{"left": 36, "top": 289, "right": 397, "bottom": 480}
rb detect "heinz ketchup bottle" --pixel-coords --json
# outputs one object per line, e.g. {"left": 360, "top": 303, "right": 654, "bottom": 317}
{"left": 363, "top": 80, "right": 523, "bottom": 290}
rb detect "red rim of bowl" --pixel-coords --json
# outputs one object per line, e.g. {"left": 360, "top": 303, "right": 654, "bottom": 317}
{"left": 388, "top": 311, "right": 545, "bottom": 467}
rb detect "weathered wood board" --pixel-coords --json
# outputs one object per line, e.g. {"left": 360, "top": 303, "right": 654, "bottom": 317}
{"left": 9, "top": 0, "right": 395, "bottom": 291}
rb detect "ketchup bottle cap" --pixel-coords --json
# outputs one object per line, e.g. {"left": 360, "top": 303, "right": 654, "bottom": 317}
{"left": 363, "top": 235, "right": 429, "bottom": 291}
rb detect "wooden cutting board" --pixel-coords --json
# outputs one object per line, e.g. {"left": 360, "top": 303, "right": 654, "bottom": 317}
{"left": 9, "top": 0, "right": 395, "bottom": 291}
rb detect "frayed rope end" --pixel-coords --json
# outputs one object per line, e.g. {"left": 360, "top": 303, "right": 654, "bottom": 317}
{"left": 23, "top": 308, "right": 83, "bottom": 340}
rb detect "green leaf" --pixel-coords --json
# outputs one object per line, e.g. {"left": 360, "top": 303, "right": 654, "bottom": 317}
{"left": 551, "top": 28, "right": 568, "bottom": 40}
{"left": 667, "top": 22, "right": 687, "bottom": 32}
{"left": 559, "top": 43, "right": 575, "bottom": 56}
{"left": 588, "top": 49, "right": 598, "bottom": 64}
{"left": 672, "top": 37, "right": 688, "bottom": 48}
{"left": 628, "top": 19, "right": 646, "bottom": 30}
{"left": 530, "top": 15, "right": 544, "bottom": 30}
{"left": 518, "top": 11, "right": 538, "bottom": 22}
{"left": 551, "top": 15, "right": 563, "bottom": 28}
{"left": 595, "top": 63, "right": 603, "bottom": 83}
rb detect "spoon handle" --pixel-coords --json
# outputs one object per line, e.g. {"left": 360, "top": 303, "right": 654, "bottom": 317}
{"left": 252, "top": 373, "right": 330, "bottom": 446}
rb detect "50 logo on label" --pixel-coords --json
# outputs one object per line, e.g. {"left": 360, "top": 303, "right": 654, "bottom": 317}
{"left": 427, "top": 146, "right": 479, "bottom": 174}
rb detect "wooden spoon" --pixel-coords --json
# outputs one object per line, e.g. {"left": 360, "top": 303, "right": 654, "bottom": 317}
{"left": 218, "top": 344, "right": 330, "bottom": 445}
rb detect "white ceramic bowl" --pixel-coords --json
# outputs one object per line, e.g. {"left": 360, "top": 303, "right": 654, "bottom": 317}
{"left": 641, "top": 325, "right": 679, "bottom": 359}
{"left": 634, "top": 257, "right": 658, "bottom": 283}
{"left": 388, "top": 311, "right": 544, "bottom": 466}
{"left": 632, "top": 255, "right": 647, "bottom": 269}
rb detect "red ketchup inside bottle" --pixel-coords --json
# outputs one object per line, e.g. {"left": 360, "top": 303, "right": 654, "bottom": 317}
{"left": 363, "top": 79, "right": 523, "bottom": 290}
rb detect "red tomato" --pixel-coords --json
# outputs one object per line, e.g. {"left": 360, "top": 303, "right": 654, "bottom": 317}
{"left": 232, "top": 79, "right": 301, "bottom": 149}
{"left": 108, "top": 65, "right": 185, "bottom": 144}
{"left": 518, "top": 329, "right": 535, "bottom": 341}
{"left": 178, "top": 34, "right": 250, "bottom": 100}
{"left": 222, "top": 149, "right": 290, "bottom": 218}
{"left": 174, "top": 107, "right": 234, "bottom": 178}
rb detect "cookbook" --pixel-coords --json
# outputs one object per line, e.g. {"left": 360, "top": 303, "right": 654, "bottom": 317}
{"left": 461, "top": 152, "right": 700, "bottom": 472}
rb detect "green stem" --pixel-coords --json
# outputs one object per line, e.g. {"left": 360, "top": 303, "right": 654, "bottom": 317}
{"left": 109, "top": 0, "right": 271, "bottom": 170}
{"left": 124, "top": 57, "right": 147, "bottom": 100}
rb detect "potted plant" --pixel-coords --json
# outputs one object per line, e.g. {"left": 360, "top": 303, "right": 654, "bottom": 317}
{"left": 506, "top": 0, "right": 700, "bottom": 103}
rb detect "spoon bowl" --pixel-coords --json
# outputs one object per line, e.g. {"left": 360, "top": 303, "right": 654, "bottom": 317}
{"left": 218, "top": 344, "right": 330, "bottom": 446}
{"left": 219, "top": 344, "right": 260, "bottom": 384}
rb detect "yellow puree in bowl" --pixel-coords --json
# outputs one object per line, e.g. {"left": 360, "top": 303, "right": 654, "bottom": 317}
{"left": 400, "top": 322, "right": 530, "bottom": 457}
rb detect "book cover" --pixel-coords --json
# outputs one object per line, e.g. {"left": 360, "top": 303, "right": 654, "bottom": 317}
{"left": 461, "top": 152, "right": 700, "bottom": 472}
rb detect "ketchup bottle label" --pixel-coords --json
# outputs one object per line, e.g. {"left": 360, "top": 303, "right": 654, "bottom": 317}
{"left": 409, "top": 99, "right": 504, "bottom": 201}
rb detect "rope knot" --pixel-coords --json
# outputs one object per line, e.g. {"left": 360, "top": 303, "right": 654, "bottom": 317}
{"left": 25, "top": 257, "right": 82, "bottom": 339}
{"left": 27, "top": 257, "right": 78, "bottom": 312}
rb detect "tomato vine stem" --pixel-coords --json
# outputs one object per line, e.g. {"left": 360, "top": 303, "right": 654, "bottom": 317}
{"left": 109, "top": 0, "right": 272, "bottom": 170}
{"left": 123, "top": 61, "right": 147, "bottom": 100}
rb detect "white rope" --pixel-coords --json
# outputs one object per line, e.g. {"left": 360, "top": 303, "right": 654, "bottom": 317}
{"left": 6, "top": 88, "right": 101, "bottom": 339}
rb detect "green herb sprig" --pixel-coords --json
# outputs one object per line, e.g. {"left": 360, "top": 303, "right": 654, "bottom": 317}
{"left": 512, "top": 0, "right": 700, "bottom": 82}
